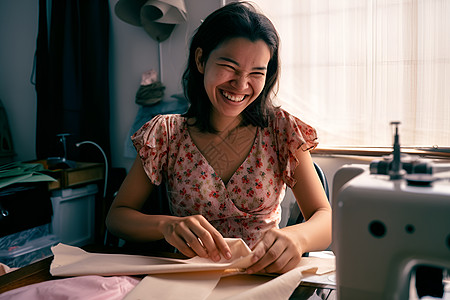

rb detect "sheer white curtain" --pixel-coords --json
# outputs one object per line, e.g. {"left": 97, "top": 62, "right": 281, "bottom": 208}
{"left": 251, "top": 0, "right": 450, "bottom": 147}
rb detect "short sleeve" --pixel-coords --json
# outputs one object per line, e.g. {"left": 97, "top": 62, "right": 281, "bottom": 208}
{"left": 131, "top": 114, "right": 170, "bottom": 185}
{"left": 272, "top": 108, "right": 318, "bottom": 187}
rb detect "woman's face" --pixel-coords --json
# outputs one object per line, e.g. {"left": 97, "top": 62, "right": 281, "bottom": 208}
{"left": 195, "top": 37, "right": 271, "bottom": 121}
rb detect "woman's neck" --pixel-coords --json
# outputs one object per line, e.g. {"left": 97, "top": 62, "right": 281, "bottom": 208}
{"left": 210, "top": 113, "right": 242, "bottom": 135}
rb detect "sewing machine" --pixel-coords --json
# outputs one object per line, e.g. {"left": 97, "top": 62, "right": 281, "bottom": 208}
{"left": 333, "top": 123, "right": 450, "bottom": 300}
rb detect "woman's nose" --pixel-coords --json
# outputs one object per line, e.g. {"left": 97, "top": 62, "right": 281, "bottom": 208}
{"left": 231, "top": 74, "right": 249, "bottom": 90}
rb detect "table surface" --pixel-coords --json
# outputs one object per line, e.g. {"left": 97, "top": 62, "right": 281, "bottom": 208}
{"left": 0, "top": 245, "right": 336, "bottom": 299}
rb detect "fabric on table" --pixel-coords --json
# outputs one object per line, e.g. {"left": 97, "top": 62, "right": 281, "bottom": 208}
{"left": 50, "top": 238, "right": 254, "bottom": 277}
{"left": 0, "top": 263, "right": 17, "bottom": 275}
{"left": 46, "top": 238, "right": 335, "bottom": 300}
{"left": 124, "top": 271, "right": 224, "bottom": 300}
{"left": 122, "top": 256, "right": 334, "bottom": 300}
{"left": 218, "top": 268, "right": 304, "bottom": 300}
{"left": 50, "top": 239, "right": 335, "bottom": 277}
{"left": 131, "top": 108, "right": 318, "bottom": 248}
{"left": 1, "top": 239, "right": 334, "bottom": 300}
{"left": 123, "top": 269, "right": 303, "bottom": 300}
{"left": 0, "top": 275, "right": 140, "bottom": 300}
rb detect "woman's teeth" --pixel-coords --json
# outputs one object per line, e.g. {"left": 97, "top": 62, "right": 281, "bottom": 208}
{"left": 222, "top": 90, "right": 245, "bottom": 102}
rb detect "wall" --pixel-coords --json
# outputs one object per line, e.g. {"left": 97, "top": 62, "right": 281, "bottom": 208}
{"left": 0, "top": 0, "right": 39, "bottom": 163}
{"left": 0, "top": 0, "right": 222, "bottom": 170}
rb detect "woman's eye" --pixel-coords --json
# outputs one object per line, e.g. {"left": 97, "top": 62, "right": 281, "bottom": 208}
{"left": 251, "top": 72, "right": 266, "bottom": 77}
{"left": 218, "top": 64, "right": 235, "bottom": 71}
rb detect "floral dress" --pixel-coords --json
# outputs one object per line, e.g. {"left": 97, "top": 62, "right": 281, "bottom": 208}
{"left": 132, "top": 108, "right": 318, "bottom": 248}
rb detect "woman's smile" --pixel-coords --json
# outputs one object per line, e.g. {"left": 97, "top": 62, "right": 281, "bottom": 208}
{"left": 221, "top": 90, "right": 247, "bottom": 103}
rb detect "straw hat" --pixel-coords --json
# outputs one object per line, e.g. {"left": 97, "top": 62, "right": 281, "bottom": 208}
{"left": 115, "top": 0, "right": 187, "bottom": 42}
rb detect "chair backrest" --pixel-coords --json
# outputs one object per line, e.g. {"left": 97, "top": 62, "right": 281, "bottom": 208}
{"left": 314, "top": 161, "right": 329, "bottom": 199}
{"left": 286, "top": 162, "right": 329, "bottom": 226}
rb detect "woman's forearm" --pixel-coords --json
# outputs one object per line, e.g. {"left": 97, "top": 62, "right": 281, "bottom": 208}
{"left": 282, "top": 207, "right": 332, "bottom": 253}
{"left": 106, "top": 206, "right": 178, "bottom": 243}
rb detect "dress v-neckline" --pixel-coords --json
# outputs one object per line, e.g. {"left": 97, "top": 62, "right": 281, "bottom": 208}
{"left": 183, "top": 118, "right": 259, "bottom": 188}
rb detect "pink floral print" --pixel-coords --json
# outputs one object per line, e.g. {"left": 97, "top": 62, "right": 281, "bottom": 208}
{"left": 132, "top": 108, "right": 318, "bottom": 248}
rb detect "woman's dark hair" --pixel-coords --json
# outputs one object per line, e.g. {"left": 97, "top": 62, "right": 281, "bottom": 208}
{"left": 182, "top": 1, "right": 280, "bottom": 133}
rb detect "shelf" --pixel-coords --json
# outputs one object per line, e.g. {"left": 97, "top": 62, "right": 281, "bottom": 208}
{"left": 30, "top": 160, "right": 104, "bottom": 190}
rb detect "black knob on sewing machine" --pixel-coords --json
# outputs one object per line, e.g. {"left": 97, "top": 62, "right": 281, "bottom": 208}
{"left": 370, "top": 160, "right": 433, "bottom": 176}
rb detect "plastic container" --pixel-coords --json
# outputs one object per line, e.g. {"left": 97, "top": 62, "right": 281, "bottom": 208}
{"left": 50, "top": 184, "right": 98, "bottom": 246}
{"left": 0, "top": 234, "right": 59, "bottom": 268}
{"left": 0, "top": 223, "right": 52, "bottom": 250}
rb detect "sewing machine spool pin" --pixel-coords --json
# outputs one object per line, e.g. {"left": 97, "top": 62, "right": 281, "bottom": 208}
{"left": 389, "top": 121, "right": 405, "bottom": 180}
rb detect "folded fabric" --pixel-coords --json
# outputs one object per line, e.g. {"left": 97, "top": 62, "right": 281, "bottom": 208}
{"left": 0, "top": 162, "right": 56, "bottom": 189}
{"left": 50, "top": 238, "right": 336, "bottom": 300}
{"left": 50, "top": 238, "right": 254, "bottom": 277}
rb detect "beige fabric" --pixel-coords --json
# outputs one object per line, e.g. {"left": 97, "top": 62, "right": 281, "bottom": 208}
{"left": 50, "top": 238, "right": 253, "bottom": 277}
{"left": 50, "top": 238, "right": 335, "bottom": 300}
{"left": 124, "top": 271, "right": 224, "bottom": 300}
{"left": 0, "top": 263, "right": 17, "bottom": 275}
{"left": 218, "top": 268, "right": 304, "bottom": 300}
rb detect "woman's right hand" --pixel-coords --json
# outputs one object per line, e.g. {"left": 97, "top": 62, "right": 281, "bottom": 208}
{"left": 107, "top": 157, "right": 232, "bottom": 262}
{"left": 160, "top": 215, "right": 232, "bottom": 262}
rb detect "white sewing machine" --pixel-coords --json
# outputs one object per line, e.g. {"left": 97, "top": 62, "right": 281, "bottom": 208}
{"left": 333, "top": 123, "right": 450, "bottom": 300}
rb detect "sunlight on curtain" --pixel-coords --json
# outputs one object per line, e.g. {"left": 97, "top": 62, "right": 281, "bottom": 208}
{"left": 252, "top": 0, "right": 450, "bottom": 147}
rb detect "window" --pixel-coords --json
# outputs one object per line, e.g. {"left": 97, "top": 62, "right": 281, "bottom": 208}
{"left": 247, "top": 0, "right": 450, "bottom": 147}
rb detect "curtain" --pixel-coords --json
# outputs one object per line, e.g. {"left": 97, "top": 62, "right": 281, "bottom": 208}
{"left": 35, "top": 0, "right": 111, "bottom": 162}
{"left": 252, "top": 0, "right": 450, "bottom": 147}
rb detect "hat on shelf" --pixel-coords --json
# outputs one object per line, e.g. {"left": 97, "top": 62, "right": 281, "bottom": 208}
{"left": 135, "top": 69, "right": 165, "bottom": 106}
{"left": 115, "top": 0, "right": 187, "bottom": 42}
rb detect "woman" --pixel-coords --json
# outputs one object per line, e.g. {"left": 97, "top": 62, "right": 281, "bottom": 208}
{"left": 106, "top": 2, "right": 331, "bottom": 275}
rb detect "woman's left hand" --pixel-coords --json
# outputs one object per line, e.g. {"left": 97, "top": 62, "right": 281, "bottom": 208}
{"left": 246, "top": 228, "right": 303, "bottom": 274}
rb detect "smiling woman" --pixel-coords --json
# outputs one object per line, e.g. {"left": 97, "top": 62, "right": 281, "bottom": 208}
{"left": 106, "top": 2, "right": 331, "bottom": 276}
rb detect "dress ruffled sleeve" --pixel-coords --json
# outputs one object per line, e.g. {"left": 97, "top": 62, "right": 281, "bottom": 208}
{"left": 131, "top": 114, "right": 169, "bottom": 185}
{"left": 273, "top": 109, "right": 318, "bottom": 187}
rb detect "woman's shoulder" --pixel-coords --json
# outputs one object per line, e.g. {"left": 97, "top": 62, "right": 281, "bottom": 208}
{"left": 148, "top": 113, "right": 185, "bottom": 127}
{"left": 269, "top": 107, "right": 312, "bottom": 129}
{"left": 136, "top": 114, "right": 185, "bottom": 134}
{"left": 268, "top": 107, "right": 318, "bottom": 149}
{"left": 265, "top": 108, "right": 318, "bottom": 187}
{"left": 131, "top": 114, "right": 186, "bottom": 149}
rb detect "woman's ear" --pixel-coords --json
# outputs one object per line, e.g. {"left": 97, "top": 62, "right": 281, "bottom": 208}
{"left": 195, "top": 48, "right": 205, "bottom": 74}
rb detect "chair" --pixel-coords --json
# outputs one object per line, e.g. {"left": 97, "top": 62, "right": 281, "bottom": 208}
{"left": 103, "top": 181, "right": 174, "bottom": 252}
{"left": 281, "top": 162, "right": 330, "bottom": 257}
{"left": 284, "top": 161, "right": 329, "bottom": 227}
